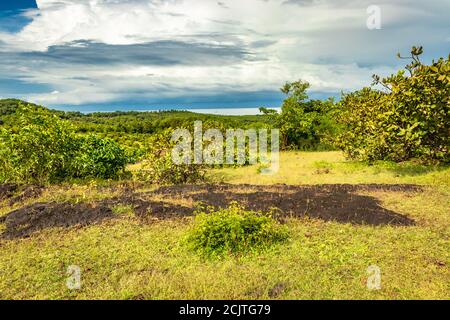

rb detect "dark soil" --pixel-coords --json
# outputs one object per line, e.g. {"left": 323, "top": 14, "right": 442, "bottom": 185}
{"left": 8, "top": 185, "right": 44, "bottom": 206}
{"left": 101, "top": 196, "right": 193, "bottom": 220}
{"left": 0, "top": 183, "right": 419, "bottom": 239}
{"left": 0, "top": 196, "right": 193, "bottom": 239}
{"left": 268, "top": 282, "right": 288, "bottom": 298}
{"left": 0, "top": 202, "right": 113, "bottom": 240}
{"left": 0, "top": 183, "right": 44, "bottom": 205}
{"left": 150, "top": 184, "right": 418, "bottom": 226}
{"left": 0, "top": 183, "right": 18, "bottom": 201}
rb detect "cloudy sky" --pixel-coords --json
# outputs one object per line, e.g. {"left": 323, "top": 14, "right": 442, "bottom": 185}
{"left": 0, "top": 0, "right": 448, "bottom": 111}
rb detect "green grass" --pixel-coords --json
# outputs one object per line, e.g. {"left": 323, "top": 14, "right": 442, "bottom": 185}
{"left": 0, "top": 208, "right": 447, "bottom": 299}
{"left": 0, "top": 151, "right": 449, "bottom": 300}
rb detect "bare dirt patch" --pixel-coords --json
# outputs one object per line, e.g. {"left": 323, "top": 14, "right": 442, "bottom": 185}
{"left": 8, "top": 185, "right": 44, "bottom": 206}
{"left": 0, "top": 183, "right": 44, "bottom": 205}
{"left": 0, "top": 196, "right": 192, "bottom": 239}
{"left": 0, "top": 183, "right": 419, "bottom": 239}
{"left": 0, "top": 202, "right": 113, "bottom": 239}
{"left": 150, "top": 184, "right": 418, "bottom": 226}
{"left": 101, "top": 195, "right": 193, "bottom": 220}
{"left": 0, "top": 183, "right": 18, "bottom": 201}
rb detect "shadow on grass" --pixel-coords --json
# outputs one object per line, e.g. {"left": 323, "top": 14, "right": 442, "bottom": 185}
{"left": 385, "top": 164, "right": 448, "bottom": 177}
{"left": 345, "top": 160, "right": 449, "bottom": 177}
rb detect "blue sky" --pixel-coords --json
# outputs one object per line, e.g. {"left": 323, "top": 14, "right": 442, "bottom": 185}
{"left": 0, "top": 0, "right": 37, "bottom": 11}
{"left": 0, "top": 0, "right": 37, "bottom": 33}
{"left": 0, "top": 0, "right": 448, "bottom": 111}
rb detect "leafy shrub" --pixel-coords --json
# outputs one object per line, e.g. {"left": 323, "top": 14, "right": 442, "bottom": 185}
{"left": 0, "top": 106, "right": 80, "bottom": 183}
{"left": 0, "top": 105, "right": 130, "bottom": 183}
{"left": 72, "top": 135, "right": 129, "bottom": 179}
{"left": 335, "top": 47, "right": 449, "bottom": 163}
{"left": 137, "top": 129, "right": 207, "bottom": 184}
{"left": 186, "top": 202, "right": 289, "bottom": 258}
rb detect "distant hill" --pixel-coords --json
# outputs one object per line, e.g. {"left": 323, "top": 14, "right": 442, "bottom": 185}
{"left": 0, "top": 99, "right": 271, "bottom": 135}
{"left": 0, "top": 99, "right": 43, "bottom": 116}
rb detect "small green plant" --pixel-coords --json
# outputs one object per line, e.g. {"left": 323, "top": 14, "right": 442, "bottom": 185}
{"left": 313, "top": 160, "right": 333, "bottom": 170}
{"left": 313, "top": 160, "right": 333, "bottom": 174}
{"left": 185, "top": 202, "right": 289, "bottom": 258}
{"left": 256, "top": 163, "right": 270, "bottom": 174}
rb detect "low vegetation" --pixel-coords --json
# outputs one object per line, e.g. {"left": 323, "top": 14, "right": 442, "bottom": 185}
{"left": 211, "top": 151, "right": 450, "bottom": 187}
{"left": 186, "top": 202, "right": 289, "bottom": 258}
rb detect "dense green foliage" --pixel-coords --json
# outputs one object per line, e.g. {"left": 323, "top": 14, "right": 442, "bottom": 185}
{"left": 72, "top": 135, "right": 130, "bottom": 179}
{"left": 0, "top": 105, "right": 129, "bottom": 183}
{"left": 71, "top": 110, "right": 269, "bottom": 136}
{"left": 186, "top": 202, "right": 289, "bottom": 258}
{"left": 0, "top": 100, "right": 273, "bottom": 184}
{"left": 0, "top": 99, "right": 271, "bottom": 155}
{"left": 261, "top": 80, "right": 336, "bottom": 150}
{"left": 335, "top": 47, "right": 449, "bottom": 163}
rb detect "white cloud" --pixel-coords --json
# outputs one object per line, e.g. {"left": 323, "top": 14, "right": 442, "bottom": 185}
{"left": 0, "top": 0, "right": 448, "bottom": 106}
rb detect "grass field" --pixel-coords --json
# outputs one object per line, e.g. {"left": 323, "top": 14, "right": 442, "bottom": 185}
{"left": 210, "top": 151, "right": 450, "bottom": 187}
{"left": 0, "top": 151, "right": 449, "bottom": 300}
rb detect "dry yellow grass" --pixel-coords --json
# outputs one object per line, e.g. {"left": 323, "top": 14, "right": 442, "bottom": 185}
{"left": 210, "top": 151, "right": 450, "bottom": 187}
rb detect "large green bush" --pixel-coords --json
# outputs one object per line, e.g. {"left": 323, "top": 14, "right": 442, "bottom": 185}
{"left": 0, "top": 105, "right": 129, "bottom": 183}
{"left": 186, "top": 202, "right": 289, "bottom": 258}
{"left": 72, "top": 135, "right": 129, "bottom": 179}
{"left": 335, "top": 47, "right": 449, "bottom": 163}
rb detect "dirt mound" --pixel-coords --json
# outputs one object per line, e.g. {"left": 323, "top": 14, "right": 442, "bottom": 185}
{"left": 0, "top": 184, "right": 44, "bottom": 205}
{"left": 101, "top": 195, "right": 193, "bottom": 220}
{"left": 8, "top": 185, "right": 44, "bottom": 206}
{"left": 0, "top": 197, "right": 193, "bottom": 239}
{"left": 151, "top": 184, "right": 417, "bottom": 226}
{"left": 0, "top": 183, "right": 18, "bottom": 201}
{"left": 0, "top": 202, "right": 113, "bottom": 239}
